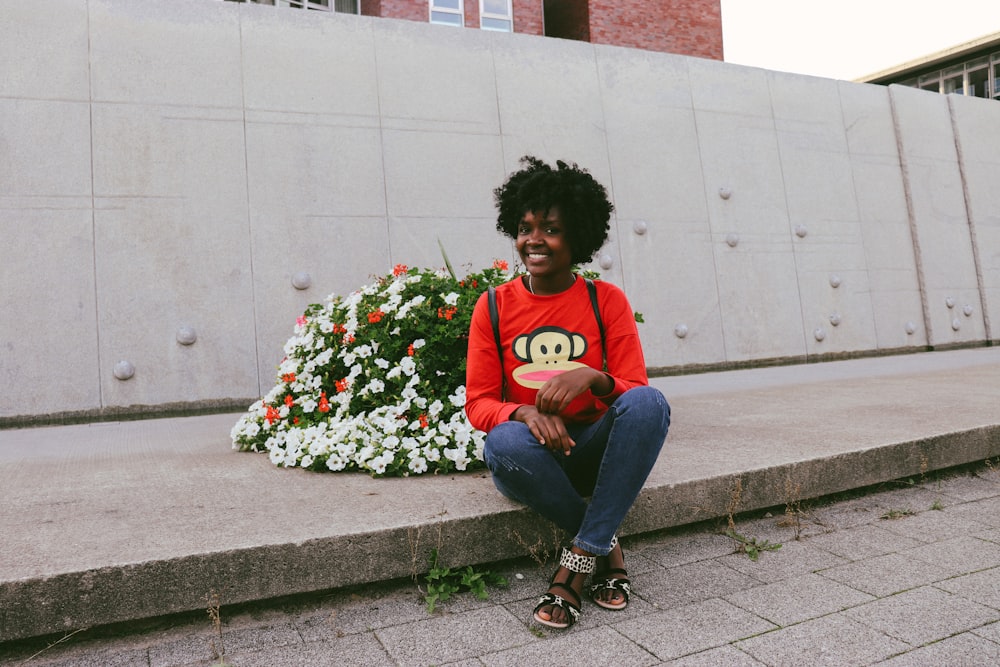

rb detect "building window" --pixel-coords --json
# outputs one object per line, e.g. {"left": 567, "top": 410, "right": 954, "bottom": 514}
{"left": 902, "top": 52, "right": 1000, "bottom": 101}
{"left": 430, "top": 0, "right": 464, "bottom": 26}
{"left": 480, "top": 0, "right": 512, "bottom": 31}
{"left": 226, "top": 0, "right": 360, "bottom": 13}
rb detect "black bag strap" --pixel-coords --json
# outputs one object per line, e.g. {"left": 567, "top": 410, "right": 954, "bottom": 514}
{"left": 488, "top": 278, "right": 607, "bottom": 382}
{"left": 488, "top": 285, "right": 503, "bottom": 372}
{"left": 584, "top": 278, "right": 607, "bottom": 371}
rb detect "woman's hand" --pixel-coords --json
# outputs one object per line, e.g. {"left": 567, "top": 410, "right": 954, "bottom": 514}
{"left": 535, "top": 367, "right": 612, "bottom": 415}
{"left": 512, "top": 406, "right": 575, "bottom": 455}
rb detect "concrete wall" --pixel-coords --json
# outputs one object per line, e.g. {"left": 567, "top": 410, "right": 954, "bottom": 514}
{"left": 1, "top": 0, "right": 998, "bottom": 422}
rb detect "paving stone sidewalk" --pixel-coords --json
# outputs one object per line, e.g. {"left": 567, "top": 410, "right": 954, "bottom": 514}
{"left": 5, "top": 462, "right": 1000, "bottom": 667}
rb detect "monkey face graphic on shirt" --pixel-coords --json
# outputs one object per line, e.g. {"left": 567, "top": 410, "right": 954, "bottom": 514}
{"left": 511, "top": 326, "right": 589, "bottom": 389}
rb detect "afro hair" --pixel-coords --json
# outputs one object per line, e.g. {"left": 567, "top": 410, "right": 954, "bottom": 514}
{"left": 493, "top": 155, "right": 614, "bottom": 265}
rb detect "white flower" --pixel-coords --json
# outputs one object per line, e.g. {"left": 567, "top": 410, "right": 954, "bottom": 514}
{"left": 374, "top": 358, "right": 389, "bottom": 370}
{"left": 409, "top": 457, "right": 428, "bottom": 474}
{"left": 443, "top": 292, "right": 459, "bottom": 306}
{"left": 449, "top": 385, "right": 467, "bottom": 407}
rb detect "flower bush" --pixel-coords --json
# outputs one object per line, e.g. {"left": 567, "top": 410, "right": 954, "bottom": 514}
{"left": 231, "top": 260, "right": 514, "bottom": 477}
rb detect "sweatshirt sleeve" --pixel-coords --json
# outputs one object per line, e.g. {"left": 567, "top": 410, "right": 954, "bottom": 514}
{"left": 464, "top": 291, "right": 519, "bottom": 433}
{"left": 594, "top": 282, "right": 649, "bottom": 405}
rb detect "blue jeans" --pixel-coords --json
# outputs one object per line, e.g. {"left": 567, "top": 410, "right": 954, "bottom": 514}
{"left": 483, "top": 386, "right": 670, "bottom": 556}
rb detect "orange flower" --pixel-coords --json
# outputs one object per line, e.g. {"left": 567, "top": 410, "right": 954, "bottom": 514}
{"left": 332, "top": 323, "right": 347, "bottom": 334}
{"left": 284, "top": 394, "right": 294, "bottom": 408}
{"left": 318, "top": 391, "right": 330, "bottom": 413}
{"left": 407, "top": 343, "right": 415, "bottom": 356}
{"left": 493, "top": 259, "right": 509, "bottom": 271}
{"left": 419, "top": 413, "right": 429, "bottom": 429}
{"left": 437, "top": 306, "right": 457, "bottom": 320}
{"left": 393, "top": 264, "right": 408, "bottom": 277}
{"left": 336, "top": 378, "right": 350, "bottom": 393}
{"left": 281, "top": 372, "right": 296, "bottom": 383}
{"left": 265, "top": 406, "right": 281, "bottom": 425}
{"left": 368, "top": 309, "right": 385, "bottom": 324}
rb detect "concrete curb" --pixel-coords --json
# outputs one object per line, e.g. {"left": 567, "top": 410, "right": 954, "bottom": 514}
{"left": 3, "top": 424, "right": 997, "bottom": 643}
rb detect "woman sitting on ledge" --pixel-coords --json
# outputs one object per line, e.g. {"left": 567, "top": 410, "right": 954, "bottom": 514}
{"left": 464, "top": 155, "right": 671, "bottom": 629}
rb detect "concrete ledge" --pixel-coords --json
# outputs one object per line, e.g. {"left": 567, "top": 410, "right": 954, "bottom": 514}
{"left": 2, "top": 348, "right": 1000, "bottom": 642}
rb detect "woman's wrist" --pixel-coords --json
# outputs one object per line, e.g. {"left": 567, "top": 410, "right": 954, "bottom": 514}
{"left": 591, "top": 370, "right": 614, "bottom": 397}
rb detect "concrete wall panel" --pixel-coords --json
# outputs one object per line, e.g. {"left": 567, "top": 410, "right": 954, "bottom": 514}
{"left": 241, "top": 7, "right": 379, "bottom": 118}
{"left": 768, "top": 73, "right": 877, "bottom": 355}
{"left": 91, "top": 103, "right": 256, "bottom": 407}
{"left": 0, "top": 100, "right": 93, "bottom": 199}
{"left": 493, "top": 33, "right": 609, "bottom": 173}
{"left": 0, "top": 208, "right": 100, "bottom": 418}
{"left": 89, "top": 0, "right": 243, "bottom": 108}
{"left": 1, "top": 0, "right": 89, "bottom": 101}
{"left": 694, "top": 103, "right": 805, "bottom": 362}
{"left": 891, "top": 85, "right": 987, "bottom": 345}
{"left": 382, "top": 129, "right": 503, "bottom": 220}
{"left": 0, "top": 94, "right": 97, "bottom": 418}
{"left": 597, "top": 48, "right": 724, "bottom": 367}
{"left": 839, "top": 82, "right": 927, "bottom": 349}
{"left": 375, "top": 19, "right": 500, "bottom": 135}
{"left": 244, "top": 115, "right": 389, "bottom": 392}
{"left": 950, "top": 94, "right": 1000, "bottom": 341}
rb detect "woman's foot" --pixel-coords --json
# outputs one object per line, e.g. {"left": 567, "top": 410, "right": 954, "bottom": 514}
{"left": 533, "top": 547, "right": 596, "bottom": 629}
{"left": 590, "top": 539, "right": 631, "bottom": 610}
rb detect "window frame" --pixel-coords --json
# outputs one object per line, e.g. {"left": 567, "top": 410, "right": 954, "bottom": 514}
{"left": 479, "top": 0, "right": 512, "bottom": 32}
{"left": 430, "top": 0, "right": 464, "bottom": 27}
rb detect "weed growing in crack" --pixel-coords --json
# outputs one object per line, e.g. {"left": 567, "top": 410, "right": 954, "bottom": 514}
{"left": 725, "top": 528, "right": 782, "bottom": 561}
{"left": 206, "top": 590, "right": 232, "bottom": 667}
{"left": 421, "top": 548, "right": 507, "bottom": 613}
{"left": 723, "top": 477, "right": 783, "bottom": 560}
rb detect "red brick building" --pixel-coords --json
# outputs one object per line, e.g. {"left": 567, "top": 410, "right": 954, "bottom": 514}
{"left": 252, "top": 0, "right": 723, "bottom": 60}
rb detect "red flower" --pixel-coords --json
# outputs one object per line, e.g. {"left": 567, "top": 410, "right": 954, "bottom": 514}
{"left": 419, "top": 413, "right": 429, "bottom": 429}
{"left": 336, "top": 378, "right": 350, "bottom": 394}
{"left": 493, "top": 259, "right": 509, "bottom": 271}
{"left": 318, "top": 391, "right": 330, "bottom": 413}
{"left": 368, "top": 309, "right": 385, "bottom": 324}
{"left": 472, "top": 279, "right": 478, "bottom": 288}
{"left": 332, "top": 323, "right": 347, "bottom": 334}
{"left": 265, "top": 406, "right": 281, "bottom": 425}
{"left": 281, "top": 372, "right": 296, "bottom": 383}
{"left": 437, "top": 306, "right": 457, "bottom": 320}
{"left": 407, "top": 343, "right": 415, "bottom": 356}
{"left": 393, "top": 264, "right": 408, "bottom": 277}
{"left": 284, "top": 394, "right": 294, "bottom": 408}
{"left": 293, "top": 417, "right": 300, "bottom": 425}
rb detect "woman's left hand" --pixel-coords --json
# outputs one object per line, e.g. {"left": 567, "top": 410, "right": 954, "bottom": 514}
{"left": 535, "top": 367, "right": 612, "bottom": 415}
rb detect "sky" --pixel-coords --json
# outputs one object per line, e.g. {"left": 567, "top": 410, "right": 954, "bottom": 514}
{"left": 720, "top": 1, "right": 1000, "bottom": 81}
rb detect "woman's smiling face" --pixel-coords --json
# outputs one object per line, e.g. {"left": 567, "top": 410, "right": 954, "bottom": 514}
{"left": 516, "top": 208, "right": 574, "bottom": 284}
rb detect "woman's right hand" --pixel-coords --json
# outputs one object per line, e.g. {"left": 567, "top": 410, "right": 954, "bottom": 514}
{"left": 512, "top": 406, "right": 575, "bottom": 456}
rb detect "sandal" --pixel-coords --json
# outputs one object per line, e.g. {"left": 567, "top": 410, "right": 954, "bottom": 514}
{"left": 532, "top": 547, "right": 596, "bottom": 629}
{"left": 590, "top": 536, "right": 631, "bottom": 611}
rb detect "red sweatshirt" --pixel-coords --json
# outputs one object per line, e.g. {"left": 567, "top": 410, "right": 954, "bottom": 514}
{"left": 464, "top": 275, "right": 649, "bottom": 433}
